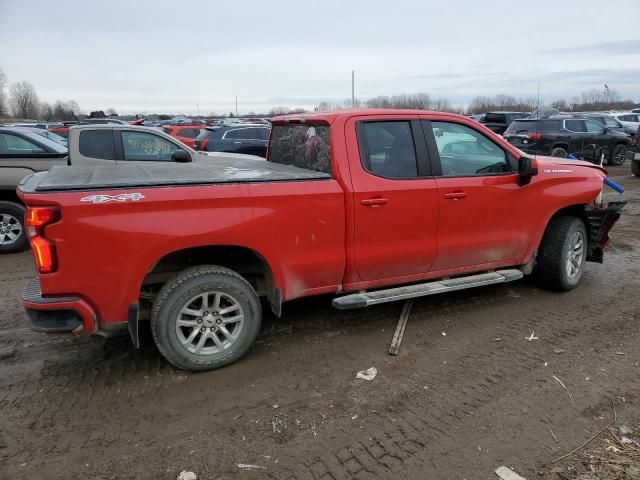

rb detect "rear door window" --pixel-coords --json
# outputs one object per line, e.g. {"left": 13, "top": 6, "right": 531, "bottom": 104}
{"left": 429, "top": 122, "right": 510, "bottom": 176}
{"left": 358, "top": 121, "right": 418, "bottom": 179}
{"left": 585, "top": 120, "right": 605, "bottom": 133}
{"left": 79, "top": 130, "right": 115, "bottom": 160}
{"left": 177, "top": 128, "right": 200, "bottom": 139}
{"left": 258, "top": 128, "right": 270, "bottom": 140}
{"left": 268, "top": 124, "right": 331, "bottom": 174}
{"left": 121, "top": 131, "right": 178, "bottom": 161}
{"left": 564, "top": 120, "right": 587, "bottom": 133}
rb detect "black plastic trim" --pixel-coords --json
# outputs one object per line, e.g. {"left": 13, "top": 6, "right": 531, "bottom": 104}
{"left": 23, "top": 278, "right": 78, "bottom": 304}
{"left": 128, "top": 303, "right": 139, "bottom": 349}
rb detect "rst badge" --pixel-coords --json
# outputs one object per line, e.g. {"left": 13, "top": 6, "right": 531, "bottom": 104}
{"left": 80, "top": 193, "right": 145, "bottom": 204}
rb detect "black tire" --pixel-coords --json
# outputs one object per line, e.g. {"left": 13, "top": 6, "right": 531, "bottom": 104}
{"left": 535, "top": 217, "right": 587, "bottom": 291}
{"left": 0, "top": 201, "right": 28, "bottom": 254}
{"left": 608, "top": 144, "right": 627, "bottom": 166}
{"left": 631, "top": 159, "right": 640, "bottom": 177}
{"left": 550, "top": 147, "right": 568, "bottom": 158}
{"left": 151, "top": 265, "right": 262, "bottom": 371}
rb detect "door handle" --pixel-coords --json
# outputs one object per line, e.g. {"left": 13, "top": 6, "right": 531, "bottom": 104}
{"left": 360, "top": 197, "right": 389, "bottom": 206}
{"left": 443, "top": 191, "right": 468, "bottom": 200}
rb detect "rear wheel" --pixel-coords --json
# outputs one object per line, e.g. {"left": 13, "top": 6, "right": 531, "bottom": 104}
{"left": 550, "top": 147, "right": 568, "bottom": 158}
{"left": 631, "top": 159, "right": 640, "bottom": 177}
{"left": 151, "top": 265, "right": 262, "bottom": 371}
{"left": 0, "top": 201, "right": 27, "bottom": 254}
{"left": 608, "top": 144, "right": 627, "bottom": 166}
{"left": 535, "top": 217, "right": 587, "bottom": 291}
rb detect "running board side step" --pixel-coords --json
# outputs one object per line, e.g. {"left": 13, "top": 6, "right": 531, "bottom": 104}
{"left": 332, "top": 269, "right": 524, "bottom": 310}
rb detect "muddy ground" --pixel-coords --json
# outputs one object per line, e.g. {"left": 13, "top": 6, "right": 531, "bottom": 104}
{"left": 1, "top": 165, "right": 639, "bottom": 480}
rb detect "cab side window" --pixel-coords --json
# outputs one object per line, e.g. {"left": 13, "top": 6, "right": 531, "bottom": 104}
{"left": 0, "top": 133, "right": 46, "bottom": 154}
{"left": 358, "top": 121, "right": 419, "bottom": 179}
{"left": 121, "top": 131, "right": 178, "bottom": 161}
{"left": 585, "top": 120, "right": 605, "bottom": 133}
{"left": 565, "top": 120, "right": 587, "bottom": 133}
{"left": 79, "top": 130, "right": 115, "bottom": 160}
{"left": 429, "top": 122, "right": 510, "bottom": 176}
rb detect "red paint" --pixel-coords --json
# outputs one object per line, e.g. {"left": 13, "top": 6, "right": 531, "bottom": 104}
{"left": 19, "top": 109, "right": 610, "bottom": 333}
{"left": 161, "top": 125, "right": 204, "bottom": 148}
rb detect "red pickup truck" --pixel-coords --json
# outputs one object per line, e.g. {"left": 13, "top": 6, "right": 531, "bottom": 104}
{"left": 18, "top": 110, "right": 623, "bottom": 371}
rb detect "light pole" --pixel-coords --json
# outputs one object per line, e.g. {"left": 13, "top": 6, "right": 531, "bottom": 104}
{"left": 351, "top": 70, "right": 355, "bottom": 108}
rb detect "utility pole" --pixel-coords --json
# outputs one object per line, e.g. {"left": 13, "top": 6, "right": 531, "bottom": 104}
{"left": 196, "top": 103, "right": 200, "bottom": 117}
{"left": 351, "top": 70, "right": 355, "bottom": 108}
{"left": 235, "top": 96, "right": 238, "bottom": 116}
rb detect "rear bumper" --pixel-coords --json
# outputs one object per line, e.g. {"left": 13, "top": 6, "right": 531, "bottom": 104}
{"left": 22, "top": 279, "right": 97, "bottom": 334}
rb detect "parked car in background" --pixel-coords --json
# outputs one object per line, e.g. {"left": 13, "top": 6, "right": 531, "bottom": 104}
{"left": 579, "top": 113, "right": 636, "bottom": 136}
{"left": 0, "top": 124, "right": 262, "bottom": 253}
{"left": 480, "top": 111, "right": 528, "bottom": 134}
{"left": 609, "top": 112, "right": 640, "bottom": 131}
{"left": 46, "top": 122, "right": 78, "bottom": 139}
{"left": 629, "top": 125, "right": 640, "bottom": 176}
{"left": 194, "top": 124, "right": 270, "bottom": 157}
{"left": 18, "top": 126, "right": 68, "bottom": 147}
{"left": 0, "top": 127, "right": 69, "bottom": 253}
{"left": 467, "top": 114, "right": 485, "bottom": 122}
{"left": 13, "top": 122, "right": 65, "bottom": 130}
{"left": 503, "top": 116, "right": 629, "bottom": 165}
{"left": 162, "top": 125, "right": 205, "bottom": 149}
{"left": 47, "top": 126, "right": 70, "bottom": 138}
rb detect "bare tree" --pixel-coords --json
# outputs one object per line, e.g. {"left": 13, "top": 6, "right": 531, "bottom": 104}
{"left": 40, "top": 101, "right": 54, "bottom": 121}
{"left": 106, "top": 107, "right": 118, "bottom": 116}
{"left": 53, "top": 100, "right": 80, "bottom": 121}
{"left": 9, "top": 81, "right": 39, "bottom": 119}
{"left": 0, "top": 69, "right": 7, "bottom": 117}
{"left": 268, "top": 106, "right": 290, "bottom": 116}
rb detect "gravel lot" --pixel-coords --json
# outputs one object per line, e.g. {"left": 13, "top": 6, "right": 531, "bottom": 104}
{"left": 1, "top": 165, "right": 638, "bottom": 480}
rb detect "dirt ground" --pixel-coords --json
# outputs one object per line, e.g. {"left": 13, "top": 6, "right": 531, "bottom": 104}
{"left": 1, "top": 165, "right": 639, "bottom": 480}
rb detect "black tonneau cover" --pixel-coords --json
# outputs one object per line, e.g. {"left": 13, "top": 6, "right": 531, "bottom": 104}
{"left": 19, "top": 157, "right": 331, "bottom": 193}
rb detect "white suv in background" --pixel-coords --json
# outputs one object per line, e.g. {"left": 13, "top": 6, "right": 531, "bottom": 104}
{"left": 609, "top": 112, "right": 640, "bottom": 130}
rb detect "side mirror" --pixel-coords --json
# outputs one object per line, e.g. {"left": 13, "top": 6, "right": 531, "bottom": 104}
{"left": 172, "top": 149, "right": 191, "bottom": 163}
{"left": 517, "top": 156, "right": 538, "bottom": 186}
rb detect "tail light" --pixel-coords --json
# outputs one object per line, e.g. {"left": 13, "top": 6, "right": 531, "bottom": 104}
{"left": 527, "top": 132, "right": 543, "bottom": 141}
{"left": 198, "top": 139, "right": 208, "bottom": 151}
{"left": 26, "top": 206, "right": 59, "bottom": 274}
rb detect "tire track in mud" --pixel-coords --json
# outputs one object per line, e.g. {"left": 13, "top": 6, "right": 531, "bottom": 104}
{"left": 256, "top": 257, "right": 640, "bottom": 479}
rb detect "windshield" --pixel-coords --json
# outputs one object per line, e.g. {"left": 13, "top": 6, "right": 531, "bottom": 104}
{"left": 37, "top": 130, "right": 68, "bottom": 146}
{"left": 268, "top": 124, "right": 331, "bottom": 174}
{"left": 23, "top": 131, "right": 68, "bottom": 153}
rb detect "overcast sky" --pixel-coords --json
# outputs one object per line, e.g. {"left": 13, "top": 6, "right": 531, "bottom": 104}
{"left": 1, "top": 0, "right": 639, "bottom": 115}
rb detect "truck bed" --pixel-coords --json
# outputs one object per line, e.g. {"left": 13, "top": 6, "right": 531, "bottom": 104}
{"left": 19, "top": 157, "right": 331, "bottom": 193}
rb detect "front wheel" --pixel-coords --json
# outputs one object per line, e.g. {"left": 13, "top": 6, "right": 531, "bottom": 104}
{"left": 151, "top": 265, "right": 262, "bottom": 371}
{"left": 550, "top": 147, "right": 568, "bottom": 158}
{"left": 608, "top": 144, "right": 627, "bottom": 166}
{"left": 0, "top": 201, "right": 27, "bottom": 254}
{"left": 535, "top": 217, "right": 587, "bottom": 291}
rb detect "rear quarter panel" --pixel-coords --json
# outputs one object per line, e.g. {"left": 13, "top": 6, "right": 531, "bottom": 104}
{"left": 22, "top": 179, "right": 345, "bottom": 328}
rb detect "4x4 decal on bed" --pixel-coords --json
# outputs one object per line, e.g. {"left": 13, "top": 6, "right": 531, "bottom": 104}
{"left": 80, "top": 193, "right": 145, "bottom": 204}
